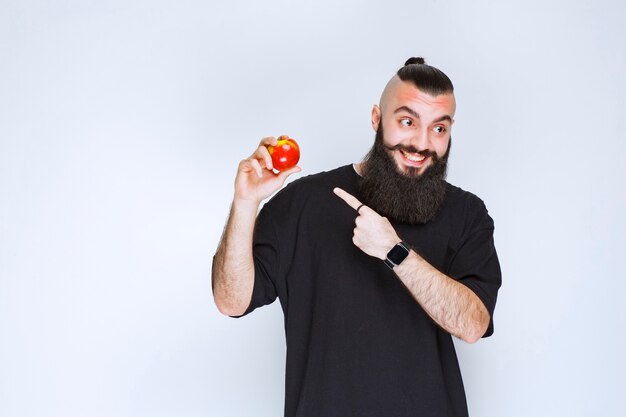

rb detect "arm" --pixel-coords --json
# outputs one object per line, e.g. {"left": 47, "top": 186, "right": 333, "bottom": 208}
{"left": 333, "top": 187, "right": 489, "bottom": 344}
{"left": 212, "top": 137, "right": 300, "bottom": 316}
{"left": 212, "top": 198, "right": 260, "bottom": 316}
{"left": 392, "top": 251, "right": 490, "bottom": 343}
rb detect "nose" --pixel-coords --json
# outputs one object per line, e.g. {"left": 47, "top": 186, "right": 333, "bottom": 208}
{"left": 408, "top": 128, "right": 432, "bottom": 152}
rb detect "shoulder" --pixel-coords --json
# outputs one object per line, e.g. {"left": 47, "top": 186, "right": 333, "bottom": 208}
{"left": 265, "top": 165, "right": 357, "bottom": 207}
{"left": 442, "top": 183, "right": 494, "bottom": 231}
{"left": 444, "top": 183, "right": 488, "bottom": 211}
{"left": 286, "top": 164, "right": 356, "bottom": 191}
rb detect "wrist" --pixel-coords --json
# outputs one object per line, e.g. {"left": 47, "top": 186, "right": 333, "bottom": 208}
{"left": 232, "top": 197, "right": 261, "bottom": 213}
{"left": 379, "top": 233, "right": 401, "bottom": 260}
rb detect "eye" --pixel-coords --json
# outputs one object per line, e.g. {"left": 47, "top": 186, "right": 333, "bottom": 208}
{"left": 433, "top": 125, "right": 446, "bottom": 133}
{"left": 400, "top": 118, "right": 412, "bottom": 127}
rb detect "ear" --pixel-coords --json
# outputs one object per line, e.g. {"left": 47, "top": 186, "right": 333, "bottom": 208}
{"left": 371, "top": 105, "right": 381, "bottom": 132}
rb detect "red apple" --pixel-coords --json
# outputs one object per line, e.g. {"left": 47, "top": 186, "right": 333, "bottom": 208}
{"left": 267, "top": 136, "right": 300, "bottom": 171}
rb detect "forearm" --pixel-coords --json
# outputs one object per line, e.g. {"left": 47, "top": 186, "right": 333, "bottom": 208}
{"left": 212, "top": 199, "right": 259, "bottom": 316}
{"left": 394, "top": 250, "right": 490, "bottom": 343}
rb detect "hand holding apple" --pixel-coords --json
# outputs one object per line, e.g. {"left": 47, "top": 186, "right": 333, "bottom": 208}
{"left": 234, "top": 136, "right": 301, "bottom": 205}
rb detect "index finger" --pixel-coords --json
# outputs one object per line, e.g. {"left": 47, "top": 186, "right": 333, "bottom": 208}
{"left": 333, "top": 187, "right": 363, "bottom": 210}
{"left": 259, "top": 136, "right": 278, "bottom": 147}
{"left": 248, "top": 137, "right": 277, "bottom": 170}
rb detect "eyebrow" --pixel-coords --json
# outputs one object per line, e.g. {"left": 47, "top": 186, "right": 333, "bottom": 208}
{"left": 393, "top": 106, "right": 452, "bottom": 124}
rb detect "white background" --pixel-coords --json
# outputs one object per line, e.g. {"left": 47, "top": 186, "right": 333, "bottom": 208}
{"left": 1, "top": 1, "right": 625, "bottom": 416}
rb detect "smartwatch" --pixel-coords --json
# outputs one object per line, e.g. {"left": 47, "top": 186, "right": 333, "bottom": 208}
{"left": 384, "top": 241, "right": 410, "bottom": 269}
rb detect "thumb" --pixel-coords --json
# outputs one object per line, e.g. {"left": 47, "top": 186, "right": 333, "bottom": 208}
{"left": 276, "top": 165, "right": 302, "bottom": 183}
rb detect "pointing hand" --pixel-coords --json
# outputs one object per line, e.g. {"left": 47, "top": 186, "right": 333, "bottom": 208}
{"left": 333, "top": 187, "right": 401, "bottom": 260}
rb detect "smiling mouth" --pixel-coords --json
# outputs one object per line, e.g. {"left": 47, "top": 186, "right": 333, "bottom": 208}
{"left": 400, "top": 149, "right": 426, "bottom": 163}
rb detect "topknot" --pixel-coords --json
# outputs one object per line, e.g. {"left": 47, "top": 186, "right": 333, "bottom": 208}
{"left": 404, "top": 57, "right": 426, "bottom": 66}
{"left": 396, "top": 57, "right": 453, "bottom": 95}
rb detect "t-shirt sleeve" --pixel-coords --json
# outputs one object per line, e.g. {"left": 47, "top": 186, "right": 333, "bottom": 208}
{"left": 231, "top": 203, "right": 280, "bottom": 318}
{"left": 448, "top": 201, "right": 502, "bottom": 338}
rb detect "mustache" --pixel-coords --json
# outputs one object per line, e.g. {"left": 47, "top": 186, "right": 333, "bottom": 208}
{"left": 382, "top": 143, "right": 440, "bottom": 161}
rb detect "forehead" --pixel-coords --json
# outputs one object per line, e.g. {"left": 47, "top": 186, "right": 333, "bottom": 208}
{"left": 383, "top": 79, "right": 456, "bottom": 119}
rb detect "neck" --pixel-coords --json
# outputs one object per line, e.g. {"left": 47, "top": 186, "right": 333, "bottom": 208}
{"left": 353, "top": 162, "right": 364, "bottom": 176}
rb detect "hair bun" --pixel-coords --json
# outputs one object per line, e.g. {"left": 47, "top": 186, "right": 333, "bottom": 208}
{"left": 404, "top": 57, "right": 426, "bottom": 66}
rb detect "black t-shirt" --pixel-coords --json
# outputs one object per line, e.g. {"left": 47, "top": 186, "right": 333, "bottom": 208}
{"left": 239, "top": 165, "right": 501, "bottom": 417}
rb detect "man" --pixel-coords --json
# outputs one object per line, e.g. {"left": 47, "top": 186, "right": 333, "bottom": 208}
{"left": 212, "top": 57, "right": 502, "bottom": 417}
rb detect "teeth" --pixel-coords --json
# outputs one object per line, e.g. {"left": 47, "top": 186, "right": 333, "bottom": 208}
{"left": 401, "top": 149, "right": 425, "bottom": 162}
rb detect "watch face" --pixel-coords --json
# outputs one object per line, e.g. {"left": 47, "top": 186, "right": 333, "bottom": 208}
{"left": 387, "top": 242, "right": 409, "bottom": 266}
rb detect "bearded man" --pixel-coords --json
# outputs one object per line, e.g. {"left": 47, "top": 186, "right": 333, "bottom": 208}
{"left": 212, "top": 57, "right": 502, "bottom": 417}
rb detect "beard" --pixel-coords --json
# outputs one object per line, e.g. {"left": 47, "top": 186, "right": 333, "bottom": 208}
{"left": 358, "top": 121, "right": 451, "bottom": 224}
